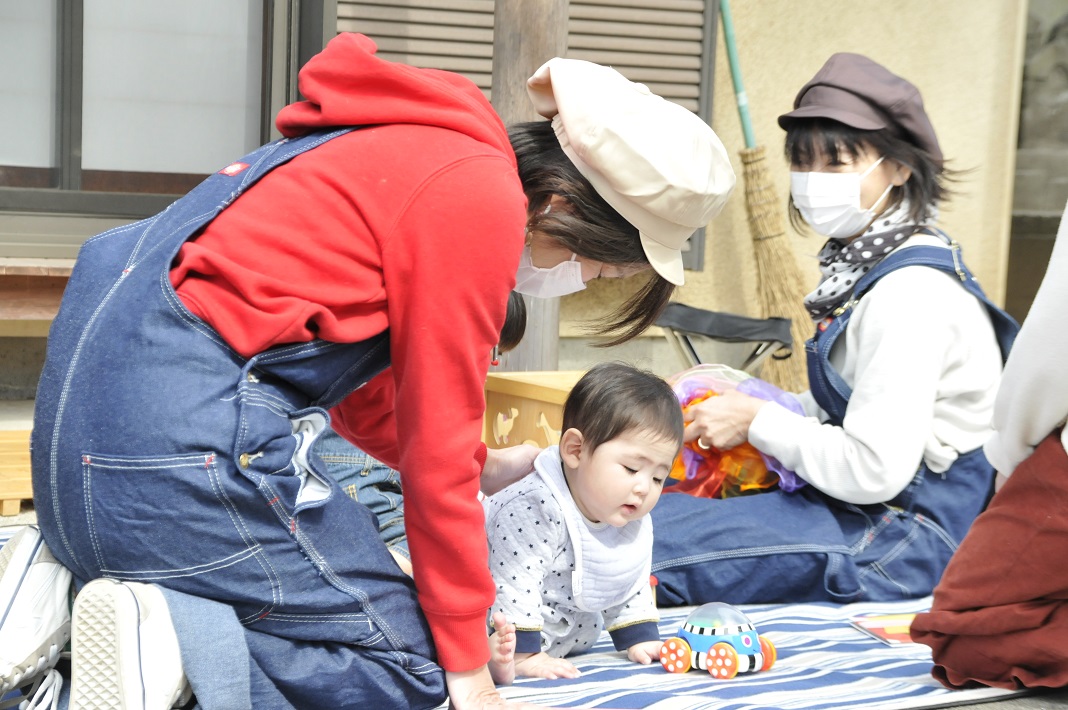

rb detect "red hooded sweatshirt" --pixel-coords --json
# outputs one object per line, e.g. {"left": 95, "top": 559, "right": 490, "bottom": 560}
{"left": 169, "top": 33, "right": 527, "bottom": 671}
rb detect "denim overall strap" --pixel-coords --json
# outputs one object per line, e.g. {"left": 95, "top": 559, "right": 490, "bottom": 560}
{"left": 806, "top": 235, "right": 1020, "bottom": 425}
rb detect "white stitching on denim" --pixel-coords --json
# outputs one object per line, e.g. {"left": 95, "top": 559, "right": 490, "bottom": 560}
{"left": 102, "top": 547, "right": 260, "bottom": 579}
{"left": 915, "top": 514, "right": 958, "bottom": 551}
{"left": 81, "top": 217, "right": 153, "bottom": 247}
{"left": 650, "top": 543, "right": 853, "bottom": 572}
{"left": 82, "top": 456, "right": 106, "bottom": 573}
{"left": 205, "top": 456, "right": 282, "bottom": 620}
{"left": 49, "top": 272, "right": 133, "bottom": 564}
{"left": 283, "top": 505, "right": 410, "bottom": 652}
{"left": 159, "top": 271, "right": 237, "bottom": 353}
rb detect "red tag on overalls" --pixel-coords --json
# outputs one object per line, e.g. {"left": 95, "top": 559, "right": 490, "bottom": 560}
{"left": 218, "top": 162, "right": 250, "bottom": 176}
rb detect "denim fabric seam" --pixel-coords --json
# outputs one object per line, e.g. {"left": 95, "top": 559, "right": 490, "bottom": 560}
{"left": 82, "top": 217, "right": 156, "bottom": 248}
{"left": 103, "top": 547, "right": 262, "bottom": 580}
{"left": 261, "top": 480, "right": 410, "bottom": 654}
{"left": 650, "top": 542, "right": 853, "bottom": 572}
{"left": 915, "top": 514, "right": 959, "bottom": 551}
{"left": 127, "top": 208, "right": 219, "bottom": 269}
{"left": 201, "top": 452, "right": 283, "bottom": 620}
{"left": 841, "top": 503, "right": 889, "bottom": 556}
{"left": 256, "top": 476, "right": 413, "bottom": 662}
{"left": 858, "top": 520, "right": 919, "bottom": 586}
{"left": 159, "top": 271, "right": 241, "bottom": 354}
{"left": 237, "top": 131, "right": 352, "bottom": 193}
{"left": 317, "top": 338, "right": 391, "bottom": 406}
{"left": 267, "top": 613, "right": 385, "bottom": 646}
{"left": 291, "top": 525, "right": 408, "bottom": 653}
{"left": 48, "top": 271, "right": 140, "bottom": 564}
{"left": 81, "top": 456, "right": 105, "bottom": 574}
{"left": 254, "top": 339, "right": 341, "bottom": 364}
{"left": 237, "top": 389, "right": 295, "bottom": 419}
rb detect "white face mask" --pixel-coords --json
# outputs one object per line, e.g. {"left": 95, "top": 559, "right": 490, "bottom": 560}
{"left": 790, "top": 156, "right": 894, "bottom": 239}
{"left": 513, "top": 246, "right": 587, "bottom": 299}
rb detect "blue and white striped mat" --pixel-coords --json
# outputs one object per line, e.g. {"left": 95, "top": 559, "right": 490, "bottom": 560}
{"left": 0, "top": 526, "right": 1028, "bottom": 709}
{"left": 478, "top": 598, "right": 1026, "bottom": 710}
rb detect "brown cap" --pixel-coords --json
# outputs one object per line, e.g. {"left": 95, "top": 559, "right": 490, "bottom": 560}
{"left": 778, "top": 53, "right": 943, "bottom": 168}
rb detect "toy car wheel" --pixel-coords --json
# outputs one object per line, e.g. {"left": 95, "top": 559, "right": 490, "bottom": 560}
{"left": 707, "top": 642, "right": 739, "bottom": 679}
{"left": 660, "top": 637, "right": 692, "bottom": 673}
{"left": 759, "top": 635, "right": 777, "bottom": 671}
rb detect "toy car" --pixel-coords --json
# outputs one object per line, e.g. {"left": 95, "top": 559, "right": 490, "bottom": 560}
{"left": 660, "top": 602, "right": 776, "bottom": 679}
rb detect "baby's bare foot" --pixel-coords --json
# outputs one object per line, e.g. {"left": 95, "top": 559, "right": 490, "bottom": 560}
{"left": 488, "top": 611, "right": 516, "bottom": 686}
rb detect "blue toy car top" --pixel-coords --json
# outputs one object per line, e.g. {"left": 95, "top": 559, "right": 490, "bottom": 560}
{"left": 660, "top": 602, "right": 776, "bottom": 679}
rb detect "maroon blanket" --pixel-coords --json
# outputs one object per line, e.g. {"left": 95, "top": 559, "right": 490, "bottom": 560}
{"left": 911, "top": 431, "right": 1068, "bottom": 689}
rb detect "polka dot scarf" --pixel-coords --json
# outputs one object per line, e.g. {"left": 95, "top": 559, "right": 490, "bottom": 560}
{"left": 803, "top": 201, "right": 923, "bottom": 321}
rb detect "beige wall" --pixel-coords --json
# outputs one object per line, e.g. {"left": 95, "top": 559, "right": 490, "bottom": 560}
{"left": 563, "top": 0, "right": 1027, "bottom": 348}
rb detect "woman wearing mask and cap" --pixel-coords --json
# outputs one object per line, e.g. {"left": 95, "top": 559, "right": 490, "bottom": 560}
{"left": 649, "top": 53, "right": 1018, "bottom": 611}
{"left": 19, "top": 33, "right": 733, "bottom": 710}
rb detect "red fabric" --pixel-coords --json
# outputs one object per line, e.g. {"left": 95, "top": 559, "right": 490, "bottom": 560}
{"left": 910, "top": 431, "right": 1068, "bottom": 689}
{"left": 169, "top": 33, "right": 527, "bottom": 671}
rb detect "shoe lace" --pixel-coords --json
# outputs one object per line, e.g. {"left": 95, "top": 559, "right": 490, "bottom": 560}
{"left": 16, "top": 669, "right": 62, "bottom": 710}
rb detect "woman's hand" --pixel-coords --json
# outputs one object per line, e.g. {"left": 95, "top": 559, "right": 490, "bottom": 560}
{"left": 481, "top": 444, "right": 540, "bottom": 496}
{"left": 445, "top": 666, "right": 563, "bottom": 709}
{"left": 684, "top": 388, "right": 767, "bottom": 451}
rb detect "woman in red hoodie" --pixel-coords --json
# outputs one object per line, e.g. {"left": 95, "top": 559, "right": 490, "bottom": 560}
{"left": 27, "top": 33, "right": 734, "bottom": 710}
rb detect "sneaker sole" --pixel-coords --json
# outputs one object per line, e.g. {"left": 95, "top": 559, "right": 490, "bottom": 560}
{"left": 70, "top": 579, "right": 143, "bottom": 710}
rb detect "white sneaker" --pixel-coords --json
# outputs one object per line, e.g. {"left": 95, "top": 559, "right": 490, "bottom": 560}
{"left": 69, "top": 579, "right": 192, "bottom": 710}
{"left": 0, "top": 525, "right": 72, "bottom": 695}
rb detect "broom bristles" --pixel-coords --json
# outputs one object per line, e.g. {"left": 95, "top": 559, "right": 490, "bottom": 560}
{"left": 739, "top": 146, "right": 813, "bottom": 393}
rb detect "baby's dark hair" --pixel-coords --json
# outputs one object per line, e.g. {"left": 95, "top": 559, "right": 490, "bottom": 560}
{"left": 562, "top": 361, "right": 683, "bottom": 452}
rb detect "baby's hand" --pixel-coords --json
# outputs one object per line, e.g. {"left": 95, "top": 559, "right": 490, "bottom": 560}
{"left": 513, "top": 652, "right": 581, "bottom": 680}
{"left": 627, "top": 640, "right": 663, "bottom": 665}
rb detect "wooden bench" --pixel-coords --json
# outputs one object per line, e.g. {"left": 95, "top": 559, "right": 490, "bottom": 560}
{"left": 0, "top": 258, "right": 71, "bottom": 514}
{"left": 0, "top": 429, "right": 32, "bottom": 516}
{"left": 0, "top": 258, "right": 73, "bottom": 337}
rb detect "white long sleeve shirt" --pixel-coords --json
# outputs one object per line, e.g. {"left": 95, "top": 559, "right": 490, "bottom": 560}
{"left": 748, "top": 234, "right": 1004, "bottom": 505}
{"left": 984, "top": 200, "right": 1068, "bottom": 477}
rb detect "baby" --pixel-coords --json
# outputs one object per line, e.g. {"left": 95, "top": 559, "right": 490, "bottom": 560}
{"left": 483, "top": 361, "right": 683, "bottom": 682}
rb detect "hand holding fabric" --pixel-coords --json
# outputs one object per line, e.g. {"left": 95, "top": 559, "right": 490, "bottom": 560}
{"left": 684, "top": 388, "right": 766, "bottom": 451}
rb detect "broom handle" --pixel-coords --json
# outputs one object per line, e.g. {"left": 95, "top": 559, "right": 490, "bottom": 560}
{"left": 720, "top": 0, "right": 757, "bottom": 149}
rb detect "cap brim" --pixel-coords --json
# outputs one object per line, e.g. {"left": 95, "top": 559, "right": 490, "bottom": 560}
{"left": 777, "top": 105, "right": 887, "bottom": 132}
{"left": 640, "top": 231, "right": 685, "bottom": 286}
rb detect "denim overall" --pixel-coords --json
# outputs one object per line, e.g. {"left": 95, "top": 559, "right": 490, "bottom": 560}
{"left": 651, "top": 234, "right": 1019, "bottom": 608}
{"left": 31, "top": 130, "right": 446, "bottom": 709}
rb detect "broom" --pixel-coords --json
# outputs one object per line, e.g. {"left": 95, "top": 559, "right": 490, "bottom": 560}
{"left": 720, "top": 0, "right": 812, "bottom": 393}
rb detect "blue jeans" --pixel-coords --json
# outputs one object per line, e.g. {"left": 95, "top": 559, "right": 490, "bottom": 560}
{"left": 650, "top": 448, "right": 995, "bottom": 607}
{"left": 314, "top": 427, "right": 409, "bottom": 562}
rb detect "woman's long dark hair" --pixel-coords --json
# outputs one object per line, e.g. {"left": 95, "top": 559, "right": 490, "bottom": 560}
{"left": 509, "top": 120, "right": 675, "bottom": 347}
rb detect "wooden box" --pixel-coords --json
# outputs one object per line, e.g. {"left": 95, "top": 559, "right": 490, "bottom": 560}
{"left": 0, "top": 429, "right": 32, "bottom": 516}
{"left": 484, "top": 371, "right": 585, "bottom": 449}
